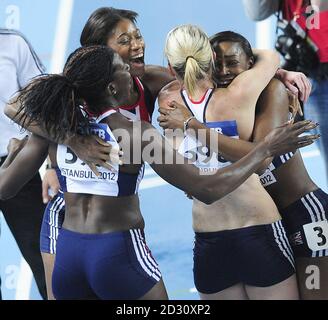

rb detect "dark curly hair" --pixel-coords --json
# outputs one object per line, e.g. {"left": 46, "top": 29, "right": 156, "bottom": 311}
{"left": 15, "top": 45, "right": 115, "bottom": 141}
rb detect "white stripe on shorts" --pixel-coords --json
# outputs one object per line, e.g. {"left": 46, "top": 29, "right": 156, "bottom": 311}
{"left": 49, "top": 195, "right": 64, "bottom": 254}
{"left": 136, "top": 230, "right": 161, "bottom": 278}
{"left": 129, "top": 230, "right": 161, "bottom": 282}
{"left": 272, "top": 221, "right": 295, "bottom": 268}
{"left": 49, "top": 196, "right": 61, "bottom": 254}
{"left": 277, "top": 220, "right": 295, "bottom": 264}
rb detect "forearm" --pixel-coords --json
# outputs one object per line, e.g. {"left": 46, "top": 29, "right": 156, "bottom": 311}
{"left": 188, "top": 119, "right": 261, "bottom": 162}
{"left": 146, "top": 126, "right": 269, "bottom": 204}
{"left": 0, "top": 136, "right": 48, "bottom": 200}
{"left": 242, "top": 0, "right": 279, "bottom": 21}
{"left": 5, "top": 100, "right": 75, "bottom": 145}
{"left": 197, "top": 142, "right": 270, "bottom": 203}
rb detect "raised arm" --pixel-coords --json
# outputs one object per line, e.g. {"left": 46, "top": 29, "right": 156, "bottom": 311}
{"left": 252, "top": 78, "right": 291, "bottom": 140}
{"left": 5, "top": 98, "right": 119, "bottom": 174}
{"left": 0, "top": 134, "right": 49, "bottom": 200}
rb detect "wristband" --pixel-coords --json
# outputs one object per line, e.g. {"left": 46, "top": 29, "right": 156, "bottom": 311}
{"left": 183, "top": 116, "right": 196, "bottom": 134}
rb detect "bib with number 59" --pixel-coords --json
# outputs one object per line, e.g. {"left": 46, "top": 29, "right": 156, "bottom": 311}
{"left": 178, "top": 120, "right": 239, "bottom": 174}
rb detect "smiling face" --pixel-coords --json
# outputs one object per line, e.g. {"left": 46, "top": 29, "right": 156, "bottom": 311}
{"left": 107, "top": 18, "right": 145, "bottom": 77}
{"left": 212, "top": 41, "right": 253, "bottom": 88}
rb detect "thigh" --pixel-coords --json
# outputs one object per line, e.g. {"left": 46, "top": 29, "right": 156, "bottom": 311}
{"left": 41, "top": 252, "right": 55, "bottom": 300}
{"left": 0, "top": 174, "right": 47, "bottom": 298}
{"left": 40, "top": 192, "right": 65, "bottom": 255}
{"left": 90, "top": 229, "right": 163, "bottom": 300}
{"left": 245, "top": 275, "right": 299, "bottom": 300}
{"left": 139, "top": 279, "right": 168, "bottom": 300}
{"left": 199, "top": 283, "right": 248, "bottom": 300}
{"left": 241, "top": 221, "right": 296, "bottom": 289}
{"left": 193, "top": 233, "right": 238, "bottom": 295}
{"left": 295, "top": 256, "right": 328, "bottom": 300}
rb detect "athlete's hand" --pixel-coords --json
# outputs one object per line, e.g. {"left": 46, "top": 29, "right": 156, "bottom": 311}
{"left": 276, "top": 69, "right": 312, "bottom": 103}
{"left": 158, "top": 101, "right": 192, "bottom": 130}
{"left": 264, "top": 120, "right": 319, "bottom": 157}
{"left": 42, "top": 169, "right": 60, "bottom": 204}
{"left": 66, "top": 135, "right": 123, "bottom": 177}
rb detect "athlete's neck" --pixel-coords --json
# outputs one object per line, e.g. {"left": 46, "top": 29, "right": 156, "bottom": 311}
{"left": 126, "top": 77, "right": 140, "bottom": 106}
{"left": 183, "top": 78, "right": 215, "bottom": 101}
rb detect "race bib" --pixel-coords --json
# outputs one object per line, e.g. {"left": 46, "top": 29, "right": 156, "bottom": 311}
{"left": 303, "top": 220, "right": 328, "bottom": 252}
{"left": 259, "top": 169, "right": 277, "bottom": 187}
{"left": 57, "top": 123, "right": 119, "bottom": 183}
{"left": 178, "top": 120, "right": 239, "bottom": 173}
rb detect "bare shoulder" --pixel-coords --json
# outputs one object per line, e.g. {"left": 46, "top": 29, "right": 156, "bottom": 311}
{"left": 158, "top": 80, "right": 181, "bottom": 108}
{"left": 141, "top": 65, "right": 175, "bottom": 98}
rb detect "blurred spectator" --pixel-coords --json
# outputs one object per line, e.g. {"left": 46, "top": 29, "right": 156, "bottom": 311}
{"left": 243, "top": 0, "right": 328, "bottom": 182}
{"left": 0, "top": 29, "right": 47, "bottom": 299}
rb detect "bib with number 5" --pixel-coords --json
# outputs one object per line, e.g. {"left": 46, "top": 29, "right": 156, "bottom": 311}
{"left": 57, "top": 122, "right": 120, "bottom": 196}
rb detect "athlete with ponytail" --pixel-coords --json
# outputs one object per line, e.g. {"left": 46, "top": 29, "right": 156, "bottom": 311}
{"left": 158, "top": 24, "right": 320, "bottom": 300}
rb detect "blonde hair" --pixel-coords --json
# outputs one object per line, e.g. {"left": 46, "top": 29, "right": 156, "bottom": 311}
{"left": 165, "top": 24, "right": 214, "bottom": 98}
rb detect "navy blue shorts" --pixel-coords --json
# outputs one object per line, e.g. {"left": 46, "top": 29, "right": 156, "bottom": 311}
{"left": 40, "top": 191, "right": 65, "bottom": 254}
{"left": 193, "top": 221, "right": 295, "bottom": 294}
{"left": 281, "top": 189, "right": 328, "bottom": 258}
{"left": 52, "top": 228, "right": 161, "bottom": 300}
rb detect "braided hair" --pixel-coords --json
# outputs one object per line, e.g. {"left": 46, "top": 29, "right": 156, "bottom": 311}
{"left": 15, "top": 45, "right": 115, "bottom": 141}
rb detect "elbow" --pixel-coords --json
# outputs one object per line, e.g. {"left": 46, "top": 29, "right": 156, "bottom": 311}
{"left": 0, "top": 187, "right": 12, "bottom": 201}
{"left": 196, "top": 185, "right": 222, "bottom": 205}
{"left": 4, "top": 103, "right": 15, "bottom": 120}
{"left": 0, "top": 181, "right": 16, "bottom": 200}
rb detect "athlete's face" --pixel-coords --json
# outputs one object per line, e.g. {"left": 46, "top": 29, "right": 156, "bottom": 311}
{"left": 212, "top": 41, "right": 253, "bottom": 88}
{"left": 109, "top": 53, "right": 134, "bottom": 106}
{"left": 107, "top": 18, "right": 145, "bottom": 78}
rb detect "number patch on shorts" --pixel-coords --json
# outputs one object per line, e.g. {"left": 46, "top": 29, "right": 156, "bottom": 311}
{"left": 303, "top": 220, "right": 328, "bottom": 251}
{"left": 259, "top": 169, "right": 277, "bottom": 187}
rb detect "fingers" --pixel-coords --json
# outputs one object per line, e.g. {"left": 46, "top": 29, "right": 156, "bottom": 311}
{"left": 294, "top": 121, "right": 318, "bottom": 136}
{"left": 93, "top": 135, "right": 111, "bottom": 147}
{"left": 285, "top": 82, "right": 299, "bottom": 96}
{"left": 42, "top": 180, "right": 50, "bottom": 204}
{"left": 86, "top": 162, "right": 101, "bottom": 177}
{"left": 168, "top": 100, "right": 183, "bottom": 109}
{"left": 157, "top": 115, "right": 169, "bottom": 129}
{"left": 101, "top": 161, "right": 118, "bottom": 171}
{"left": 296, "top": 134, "right": 320, "bottom": 144}
{"left": 297, "top": 140, "right": 317, "bottom": 149}
{"left": 158, "top": 108, "right": 169, "bottom": 116}
{"left": 296, "top": 98, "right": 303, "bottom": 117}
{"left": 300, "top": 75, "right": 312, "bottom": 103}
{"left": 294, "top": 76, "right": 307, "bottom": 102}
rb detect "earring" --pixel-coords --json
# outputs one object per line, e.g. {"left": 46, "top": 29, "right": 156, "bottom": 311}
{"left": 108, "top": 85, "right": 117, "bottom": 96}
